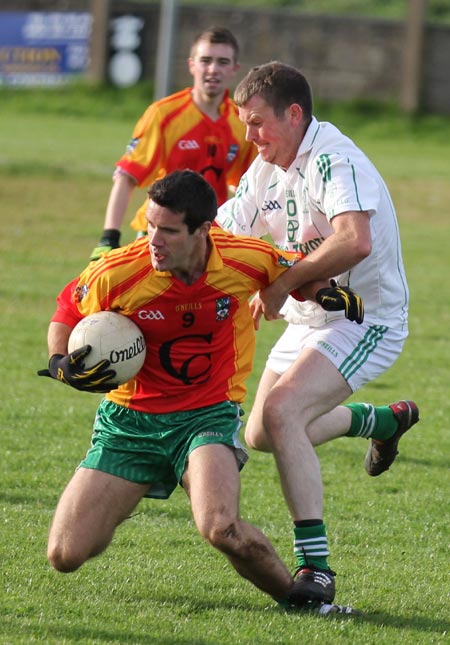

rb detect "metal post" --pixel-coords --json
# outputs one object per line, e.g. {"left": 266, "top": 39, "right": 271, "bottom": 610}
{"left": 154, "top": 0, "right": 178, "bottom": 99}
{"left": 401, "top": 0, "right": 428, "bottom": 113}
{"left": 86, "top": 0, "right": 111, "bottom": 84}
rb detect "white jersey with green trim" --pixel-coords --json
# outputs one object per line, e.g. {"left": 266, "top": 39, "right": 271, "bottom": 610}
{"left": 216, "top": 116, "right": 408, "bottom": 330}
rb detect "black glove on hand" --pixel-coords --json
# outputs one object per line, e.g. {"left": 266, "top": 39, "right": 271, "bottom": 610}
{"left": 316, "top": 279, "right": 364, "bottom": 324}
{"left": 89, "top": 229, "right": 121, "bottom": 261}
{"left": 37, "top": 345, "right": 119, "bottom": 393}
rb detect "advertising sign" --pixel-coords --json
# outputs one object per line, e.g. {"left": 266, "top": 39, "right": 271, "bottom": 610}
{"left": 0, "top": 12, "right": 92, "bottom": 86}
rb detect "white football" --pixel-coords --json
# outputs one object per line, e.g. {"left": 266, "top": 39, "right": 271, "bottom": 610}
{"left": 68, "top": 311, "right": 146, "bottom": 386}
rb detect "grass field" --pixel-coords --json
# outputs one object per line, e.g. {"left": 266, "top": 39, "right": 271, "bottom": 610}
{"left": 1, "top": 85, "right": 450, "bottom": 644}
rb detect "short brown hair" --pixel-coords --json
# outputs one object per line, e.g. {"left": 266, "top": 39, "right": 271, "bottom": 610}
{"left": 234, "top": 61, "right": 313, "bottom": 120}
{"left": 191, "top": 26, "right": 240, "bottom": 63}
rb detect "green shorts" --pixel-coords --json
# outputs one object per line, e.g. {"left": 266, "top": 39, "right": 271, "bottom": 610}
{"left": 79, "top": 400, "right": 248, "bottom": 499}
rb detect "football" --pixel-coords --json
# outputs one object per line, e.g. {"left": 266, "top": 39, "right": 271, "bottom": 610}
{"left": 68, "top": 311, "right": 146, "bottom": 386}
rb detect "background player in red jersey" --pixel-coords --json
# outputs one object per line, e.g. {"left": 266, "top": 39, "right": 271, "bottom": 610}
{"left": 40, "top": 170, "right": 361, "bottom": 608}
{"left": 90, "top": 26, "right": 256, "bottom": 260}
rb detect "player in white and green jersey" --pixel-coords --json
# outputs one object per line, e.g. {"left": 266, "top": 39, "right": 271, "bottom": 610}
{"left": 216, "top": 61, "right": 418, "bottom": 607}
{"left": 217, "top": 105, "right": 408, "bottom": 331}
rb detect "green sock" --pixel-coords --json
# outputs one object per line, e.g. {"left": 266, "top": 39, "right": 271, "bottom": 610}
{"left": 293, "top": 523, "right": 329, "bottom": 570}
{"left": 346, "top": 403, "right": 398, "bottom": 440}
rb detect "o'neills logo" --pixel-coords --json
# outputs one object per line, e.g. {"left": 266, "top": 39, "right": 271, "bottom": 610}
{"left": 109, "top": 336, "right": 146, "bottom": 363}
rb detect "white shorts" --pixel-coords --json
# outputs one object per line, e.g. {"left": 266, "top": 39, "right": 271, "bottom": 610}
{"left": 266, "top": 319, "right": 408, "bottom": 392}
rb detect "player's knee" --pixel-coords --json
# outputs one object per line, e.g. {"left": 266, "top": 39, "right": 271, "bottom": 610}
{"left": 47, "top": 542, "right": 85, "bottom": 573}
{"left": 244, "top": 418, "right": 264, "bottom": 450}
{"left": 202, "top": 519, "right": 241, "bottom": 556}
{"left": 244, "top": 407, "right": 274, "bottom": 451}
{"left": 244, "top": 425, "right": 258, "bottom": 449}
{"left": 262, "top": 390, "right": 296, "bottom": 443}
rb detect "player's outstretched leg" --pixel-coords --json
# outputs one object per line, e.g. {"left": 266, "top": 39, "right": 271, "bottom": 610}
{"left": 365, "top": 400, "right": 419, "bottom": 476}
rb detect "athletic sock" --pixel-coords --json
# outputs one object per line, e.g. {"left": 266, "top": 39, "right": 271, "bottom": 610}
{"left": 293, "top": 521, "right": 329, "bottom": 570}
{"left": 345, "top": 403, "right": 399, "bottom": 440}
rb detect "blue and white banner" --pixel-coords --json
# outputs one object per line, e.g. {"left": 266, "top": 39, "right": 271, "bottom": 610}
{"left": 0, "top": 12, "right": 92, "bottom": 86}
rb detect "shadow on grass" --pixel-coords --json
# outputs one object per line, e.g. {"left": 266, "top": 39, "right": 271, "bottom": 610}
{"left": 2, "top": 596, "right": 448, "bottom": 643}
{"left": 0, "top": 618, "right": 207, "bottom": 645}
{"left": 137, "top": 593, "right": 450, "bottom": 636}
{"left": 352, "top": 609, "right": 450, "bottom": 636}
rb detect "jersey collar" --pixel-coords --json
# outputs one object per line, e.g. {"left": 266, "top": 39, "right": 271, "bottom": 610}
{"left": 297, "top": 116, "right": 320, "bottom": 157}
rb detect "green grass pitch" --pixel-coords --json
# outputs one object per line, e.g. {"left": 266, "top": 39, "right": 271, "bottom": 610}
{"left": 0, "top": 85, "right": 449, "bottom": 644}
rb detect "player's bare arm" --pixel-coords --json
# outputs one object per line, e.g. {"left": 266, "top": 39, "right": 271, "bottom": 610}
{"left": 258, "top": 210, "right": 371, "bottom": 320}
{"left": 103, "top": 172, "right": 137, "bottom": 231}
{"left": 47, "top": 321, "right": 72, "bottom": 356}
{"left": 250, "top": 279, "right": 336, "bottom": 330}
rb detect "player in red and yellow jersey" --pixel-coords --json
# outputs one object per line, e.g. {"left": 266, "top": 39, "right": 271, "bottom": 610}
{"left": 53, "top": 228, "right": 296, "bottom": 413}
{"left": 124, "top": 85, "right": 255, "bottom": 222}
{"left": 39, "top": 170, "right": 361, "bottom": 609}
{"left": 90, "top": 26, "right": 256, "bottom": 260}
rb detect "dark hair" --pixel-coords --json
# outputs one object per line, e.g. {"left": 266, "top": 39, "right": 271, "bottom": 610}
{"left": 148, "top": 170, "right": 217, "bottom": 234}
{"left": 191, "top": 26, "right": 240, "bottom": 62}
{"left": 234, "top": 61, "right": 313, "bottom": 120}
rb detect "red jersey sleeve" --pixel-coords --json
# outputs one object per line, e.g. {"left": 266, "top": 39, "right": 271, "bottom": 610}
{"left": 51, "top": 278, "right": 84, "bottom": 328}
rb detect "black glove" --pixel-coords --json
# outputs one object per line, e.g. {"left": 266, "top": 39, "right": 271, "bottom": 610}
{"left": 37, "top": 345, "right": 119, "bottom": 393}
{"left": 89, "top": 228, "right": 121, "bottom": 261}
{"left": 316, "top": 280, "right": 364, "bottom": 324}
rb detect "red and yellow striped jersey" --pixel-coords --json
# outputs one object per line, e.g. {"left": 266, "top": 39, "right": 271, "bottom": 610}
{"left": 52, "top": 228, "right": 302, "bottom": 413}
{"left": 116, "top": 87, "right": 256, "bottom": 231}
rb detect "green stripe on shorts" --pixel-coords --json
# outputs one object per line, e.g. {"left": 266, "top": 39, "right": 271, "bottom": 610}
{"left": 339, "top": 324, "right": 388, "bottom": 381}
